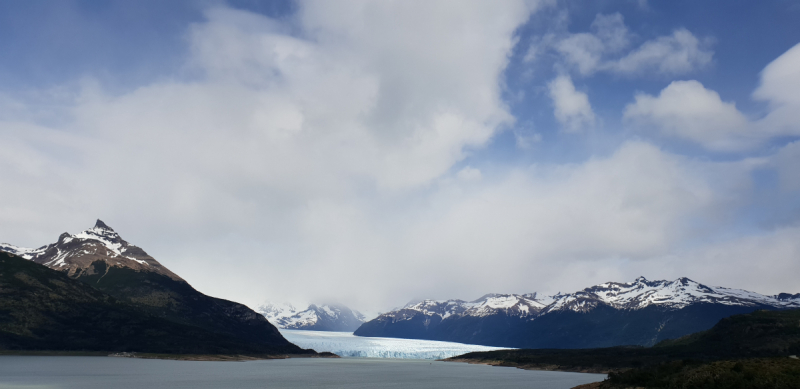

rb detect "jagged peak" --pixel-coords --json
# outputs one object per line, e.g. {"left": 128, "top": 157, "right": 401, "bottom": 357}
{"left": 94, "top": 219, "right": 113, "bottom": 231}
{"left": 79, "top": 220, "right": 123, "bottom": 242}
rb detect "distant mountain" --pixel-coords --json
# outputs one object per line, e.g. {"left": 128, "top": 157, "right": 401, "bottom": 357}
{"left": 258, "top": 302, "right": 366, "bottom": 332}
{"left": 0, "top": 220, "right": 312, "bottom": 355}
{"left": 355, "top": 276, "right": 800, "bottom": 349}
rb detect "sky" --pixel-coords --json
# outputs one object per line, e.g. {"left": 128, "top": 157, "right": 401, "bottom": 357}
{"left": 1, "top": 0, "right": 799, "bottom": 312}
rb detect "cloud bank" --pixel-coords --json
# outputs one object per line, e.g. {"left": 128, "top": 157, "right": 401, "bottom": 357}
{"left": 0, "top": 3, "right": 798, "bottom": 311}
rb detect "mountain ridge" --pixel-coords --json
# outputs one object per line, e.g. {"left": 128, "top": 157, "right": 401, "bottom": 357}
{"left": 366, "top": 276, "right": 799, "bottom": 322}
{"left": 355, "top": 276, "right": 799, "bottom": 348}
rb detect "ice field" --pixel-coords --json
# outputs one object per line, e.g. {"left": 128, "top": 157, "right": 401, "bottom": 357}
{"left": 280, "top": 330, "right": 511, "bottom": 359}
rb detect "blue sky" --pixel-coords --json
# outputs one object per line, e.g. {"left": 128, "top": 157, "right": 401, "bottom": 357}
{"left": 1, "top": 0, "right": 799, "bottom": 310}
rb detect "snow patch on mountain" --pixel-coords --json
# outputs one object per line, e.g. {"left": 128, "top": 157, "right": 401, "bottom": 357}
{"left": 546, "top": 276, "right": 800, "bottom": 313}
{"left": 395, "top": 293, "right": 549, "bottom": 322}
{"left": 71, "top": 223, "right": 149, "bottom": 265}
{"left": 372, "top": 276, "right": 800, "bottom": 324}
{"left": 0, "top": 243, "right": 47, "bottom": 260}
{"left": 2, "top": 221, "right": 147, "bottom": 266}
{"left": 257, "top": 302, "right": 366, "bottom": 332}
{"left": 259, "top": 302, "right": 301, "bottom": 325}
{"left": 0, "top": 219, "right": 181, "bottom": 280}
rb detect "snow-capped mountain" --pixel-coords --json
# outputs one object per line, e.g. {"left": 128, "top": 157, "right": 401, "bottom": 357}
{"left": 0, "top": 219, "right": 181, "bottom": 281}
{"left": 545, "top": 276, "right": 800, "bottom": 313}
{"left": 0, "top": 220, "right": 307, "bottom": 355}
{"left": 394, "top": 293, "right": 548, "bottom": 321}
{"left": 370, "top": 277, "right": 799, "bottom": 322}
{"left": 257, "top": 302, "right": 366, "bottom": 332}
{"left": 355, "top": 276, "right": 800, "bottom": 349}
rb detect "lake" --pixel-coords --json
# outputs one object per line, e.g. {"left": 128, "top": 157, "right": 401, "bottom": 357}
{"left": 0, "top": 356, "right": 605, "bottom": 389}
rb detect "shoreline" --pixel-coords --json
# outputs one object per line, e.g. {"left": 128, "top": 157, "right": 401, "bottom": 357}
{"left": 444, "top": 357, "right": 615, "bottom": 375}
{"left": 0, "top": 350, "right": 339, "bottom": 362}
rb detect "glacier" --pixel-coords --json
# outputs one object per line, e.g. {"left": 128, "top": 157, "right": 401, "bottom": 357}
{"left": 280, "top": 330, "right": 511, "bottom": 359}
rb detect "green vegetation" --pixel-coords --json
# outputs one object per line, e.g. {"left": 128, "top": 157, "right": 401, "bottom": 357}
{"left": 73, "top": 259, "right": 295, "bottom": 350}
{"left": 450, "top": 309, "right": 800, "bottom": 372}
{"left": 449, "top": 309, "right": 800, "bottom": 387}
{"left": 606, "top": 358, "right": 800, "bottom": 389}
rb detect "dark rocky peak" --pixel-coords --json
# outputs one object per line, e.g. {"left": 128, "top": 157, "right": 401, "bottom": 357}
{"left": 675, "top": 277, "right": 716, "bottom": 293}
{"left": 83, "top": 220, "right": 125, "bottom": 244}
{"left": 776, "top": 293, "right": 800, "bottom": 301}
{"left": 94, "top": 219, "right": 113, "bottom": 231}
{"left": 633, "top": 276, "right": 666, "bottom": 288}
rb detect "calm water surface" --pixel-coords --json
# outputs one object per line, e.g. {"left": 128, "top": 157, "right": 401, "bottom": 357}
{"left": 0, "top": 356, "right": 605, "bottom": 389}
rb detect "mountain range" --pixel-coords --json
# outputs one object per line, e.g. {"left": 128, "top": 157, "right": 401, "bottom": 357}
{"left": 355, "top": 276, "right": 800, "bottom": 348}
{"left": 257, "top": 302, "right": 366, "bottom": 332}
{"left": 0, "top": 220, "right": 314, "bottom": 356}
{"left": 4, "top": 219, "right": 799, "bottom": 355}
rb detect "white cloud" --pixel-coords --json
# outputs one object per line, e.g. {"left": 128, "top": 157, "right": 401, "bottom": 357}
{"left": 774, "top": 140, "right": 800, "bottom": 192}
{"left": 623, "top": 80, "right": 751, "bottom": 150}
{"left": 541, "top": 13, "right": 712, "bottom": 77}
{"left": 556, "top": 33, "right": 605, "bottom": 76}
{"left": 752, "top": 42, "right": 800, "bottom": 137}
{"left": 644, "top": 225, "right": 800, "bottom": 296}
{"left": 548, "top": 74, "right": 595, "bottom": 132}
{"left": 514, "top": 130, "right": 542, "bottom": 149}
{"left": 456, "top": 166, "right": 482, "bottom": 181}
{"left": 611, "top": 29, "right": 713, "bottom": 75}
{"left": 624, "top": 43, "right": 800, "bottom": 151}
{"left": 591, "top": 13, "right": 630, "bottom": 53}
{"left": 555, "top": 13, "right": 628, "bottom": 76}
{"left": 285, "top": 141, "right": 756, "bottom": 305}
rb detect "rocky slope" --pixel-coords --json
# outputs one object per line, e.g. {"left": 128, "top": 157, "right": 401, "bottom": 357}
{"left": 0, "top": 221, "right": 310, "bottom": 355}
{"left": 355, "top": 277, "right": 800, "bottom": 348}
{"left": 258, "top": 302, "right": 366, "bottom": 332}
